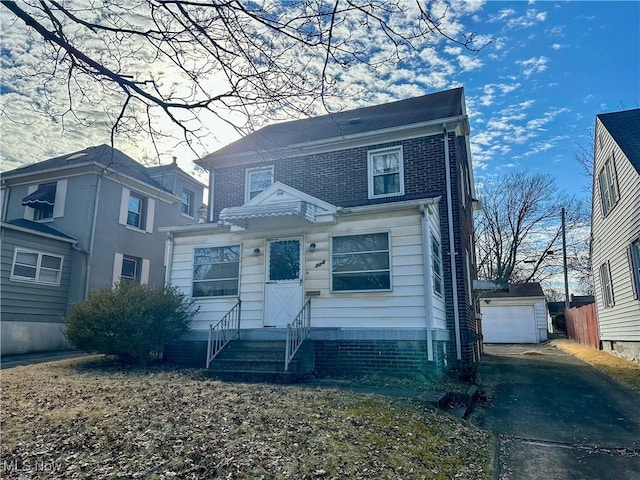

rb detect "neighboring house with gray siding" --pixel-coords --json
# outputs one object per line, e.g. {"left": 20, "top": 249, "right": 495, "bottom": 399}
{"left": 1, "top": 220, "right": 76, "bottom": 353}
{"left": 1, "top": 145, "right": 206, "bottom": 355}
{"left": 591, "top": 108, "right": 640, "bottom": 363}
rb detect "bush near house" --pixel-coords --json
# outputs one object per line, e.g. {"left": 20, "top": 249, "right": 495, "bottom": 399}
{"left": 65, "top": 282, "right": 198, "bottom": 364}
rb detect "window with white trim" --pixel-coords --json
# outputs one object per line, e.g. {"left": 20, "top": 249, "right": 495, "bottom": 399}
{"left": 431, "top": 235, "right": 443, "bottom": 296}
{"left": 121, "top": 256, "right": 141, "bottom": 283}
{"left": 368, "top": 147, "right": 404, "bottom": 198}
{"left": 193, "top": 245, "right": 240, "bottom": 297}
{"left": 599, "top": 261, "right": 614, "bottom": 308}
{"left": 331, "top": 232, "right": 391, "bottom": 292}
{"left": 629, "top": 238, "right": 640, "bottom": 300}
{"left": 598, "top": 155, "right": 619, "bottom": 216}
{"left": 245, "top": 166, "right": 274, "bottom": 202}
{"left": 127, "top": 192, "right": 146, "bottom": 229}
{"left": 10, "top": 248, "right": 63, "bottom": 285}
{"left": 181, "top": 189, "right": 194, "bottom": 216}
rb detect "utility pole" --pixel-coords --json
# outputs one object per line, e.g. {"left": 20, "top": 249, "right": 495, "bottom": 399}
{"left": 562, "top": 207, "right": 570, "bottom": 310}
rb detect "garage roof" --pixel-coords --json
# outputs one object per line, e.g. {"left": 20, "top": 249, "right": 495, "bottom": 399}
{"left": 483, "top": 282, "right": 545, "bottom": 299}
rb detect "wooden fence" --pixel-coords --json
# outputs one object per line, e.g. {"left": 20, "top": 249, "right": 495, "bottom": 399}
{"left": 565, "top": 303, "right": 600, "bottom": 349}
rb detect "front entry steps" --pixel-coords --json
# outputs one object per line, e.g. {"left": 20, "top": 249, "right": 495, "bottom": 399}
{"left": 205, "top": 340, "right": 314, "bottom": 384}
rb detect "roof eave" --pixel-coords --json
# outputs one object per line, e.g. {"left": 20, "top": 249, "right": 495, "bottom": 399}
{"left": 197, "top": 114, "right": 470, "bottom": 170}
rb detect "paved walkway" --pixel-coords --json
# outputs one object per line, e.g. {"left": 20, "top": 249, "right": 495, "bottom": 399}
{"left": 471, "top": 343, "right": 640, "bottom": 480}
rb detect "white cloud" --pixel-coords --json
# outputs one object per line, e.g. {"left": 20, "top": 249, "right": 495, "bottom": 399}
{"left": 551, "top": 43, "right": 562, "bottom": 50}
{"left": 516, "top": 56, "right": 549, "bottom": 78}
{"left": 506, "top": 9, "right": 548, "bottom": 29}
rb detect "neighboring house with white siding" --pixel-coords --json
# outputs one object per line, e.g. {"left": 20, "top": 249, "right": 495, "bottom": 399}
{"left": 163, "top": 87, "right": 481, "bottom": 379}
{"left": 1, "top": 145, "right": 206, "bottom": 355}
{"left": 591, "top": 108, "right": 640, "bottom": 363}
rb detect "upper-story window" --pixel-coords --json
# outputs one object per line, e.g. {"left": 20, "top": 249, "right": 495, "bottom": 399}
{"left": 598, "top": 155, "right": 619, "bottom": 216}
{"left": 181, "top": 189, "right": 194, "bottom": 216}
{"left": 22, "top": 180, "right": 67, "bottom": 221}
{"left": 10, "top": 248, "right": 63, "bottom": 286}
{"left": 245, "top": 166, "right": 274, "bottom": 202}
{"left": 128, "top": 193, "right": 146, "bottom": 229}
{"left": 368, "top": 146, "right": 404, "bottom": 199}
{"left": 119, "top": 188, "right": 155, "bottom": 233}
{"left": 599, "top": 261, "right": 615, "bottom": 308}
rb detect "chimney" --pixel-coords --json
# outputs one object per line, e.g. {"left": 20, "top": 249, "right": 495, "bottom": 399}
{"left": 172, "top": 156, "right": 177, "bottom": 165}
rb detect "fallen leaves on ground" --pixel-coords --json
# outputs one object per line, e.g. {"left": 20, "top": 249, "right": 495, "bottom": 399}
{"left": 551, "top": 339, "right": 640, "bottom": 391}
{"left": 1, "top": 357, "right": 493, "bottom": 479}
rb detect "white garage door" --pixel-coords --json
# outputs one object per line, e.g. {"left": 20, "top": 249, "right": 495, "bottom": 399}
{"left": 482, "top": 305, "right": 538, "bottom": 343}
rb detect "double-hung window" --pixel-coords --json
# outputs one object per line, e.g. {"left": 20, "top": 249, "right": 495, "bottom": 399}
{"left": 245, "top": 167, "right": 274, "bottom": 202}
{"left": 193, "top": 245, "right": 240, "bottom": 297}
{"left": 368, "top": 147, "right": 404, "bottom": 199}
{"left": 331, "top": 232, "right": 391, "bottom": 292}
{"left": 629, "top": 239, "right": 640, "bottom": 300}
{"left": 598, "top": 156, "right": 619, "bottom": 216}
{"left": 127, "top": 193, "right": 146, "bottom": 229}
{"left": 121, "top": 256, "right": 140, "bottom": 283}
{"left": 10, "top": 248, "right": 63, "bottom": 285}
{"left": 181, "top": 189, "right": 194, "bottom": 216}
{"left": 599, "top": 261, "right": 615, "bottom": 308}
{"left": 432, "top": 236, "right": 444, "bottom": 296}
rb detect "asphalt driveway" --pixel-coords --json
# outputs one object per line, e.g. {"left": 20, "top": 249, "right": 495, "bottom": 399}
{"left": 471, "top": 343, "right": 640, "bottom": 479}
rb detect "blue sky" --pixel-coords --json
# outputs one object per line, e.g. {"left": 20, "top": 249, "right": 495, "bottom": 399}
{"left": 1, "top": 1, "right": 639, "bottom": 203}
{"left": 458, "top": 0, "right": 639, "bottom": 199}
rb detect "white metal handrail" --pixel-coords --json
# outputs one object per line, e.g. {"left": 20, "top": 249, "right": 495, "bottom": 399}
{"left": 285, "top": 298, "right": 311, "bottom": 371}
{"left": 206, "top": 299, "right": 241, "bottom": 368}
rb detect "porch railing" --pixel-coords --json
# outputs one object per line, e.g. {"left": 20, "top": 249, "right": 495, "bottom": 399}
{"left": 285, "top": 298, "right": 311, "bottom": 371}
{"left": 206, "top": 299, "right": 241, "bottom": 368}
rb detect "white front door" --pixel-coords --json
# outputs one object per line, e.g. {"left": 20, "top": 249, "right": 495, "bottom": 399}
{"left": 264, "top": 238, "right": 303, "bottom": 327}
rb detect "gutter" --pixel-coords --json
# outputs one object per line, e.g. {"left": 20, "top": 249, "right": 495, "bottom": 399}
{"left": 444, "top": 125, "right": 462, "bottom": 361}
{"left": 165, "top": 232, "right": 174, "bottom": 285}
{"left": 198, "top": 115, "right": 470, "bottom": 168}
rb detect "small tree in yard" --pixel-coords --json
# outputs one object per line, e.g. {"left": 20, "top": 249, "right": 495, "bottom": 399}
{"left": 65, "top": 282, "right": 198, "bottom": 364}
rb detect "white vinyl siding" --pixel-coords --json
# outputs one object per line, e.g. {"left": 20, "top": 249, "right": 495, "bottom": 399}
{"left": 169, "top": 209, "right": 432, "bottom": 331}
{"left": 10, "top": 248, "right": 63, "bottom": 286}
{"left": 591, "top": 116, "right": 640, "bottom": 341}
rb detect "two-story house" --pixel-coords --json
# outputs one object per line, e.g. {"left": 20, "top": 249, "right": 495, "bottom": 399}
{"left": 163, "top": 87, "right": 480, "bottom": 380}
{"left": 591, "top": 108, "right": 640, "bottom": 363}
{"left": 1, "top": 144, "right": 206, "bottom": 355}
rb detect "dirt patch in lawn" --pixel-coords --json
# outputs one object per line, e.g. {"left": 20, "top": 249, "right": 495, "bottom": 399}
{"left": 551, "top": 339, "right": 640, "bottom": 391}
{"left": 1, "top": 357, "right": 493, "bottom": 479}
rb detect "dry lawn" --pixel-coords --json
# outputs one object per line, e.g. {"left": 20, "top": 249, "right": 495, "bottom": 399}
{"left": 551, "top": 339, "right": 640, "bottom": 391}
{"left": 1, "top": 357, "right": 493, "bottom": 480}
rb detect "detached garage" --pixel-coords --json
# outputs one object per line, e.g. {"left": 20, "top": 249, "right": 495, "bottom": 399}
{"left": 479, "top": 283, "right": 550, "bottom": 344}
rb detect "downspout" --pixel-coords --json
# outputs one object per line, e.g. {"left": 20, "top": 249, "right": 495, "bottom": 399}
{"left": 165, "top": 232, "right": 174, "bottom": 285}
{"left": 208, "top": 170, "right": 214, "bottom": 222}
{"left": 421, "top": 203, "right": 434, "bottom": 362}
{"left": 1, "top": 183, "right": 9, "bottom": 221}
{"left": 444, "top": 125, "right": 462, "bottom": 361}
{"left": 84, "top": 176, "right": 102, "bottom": 299}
